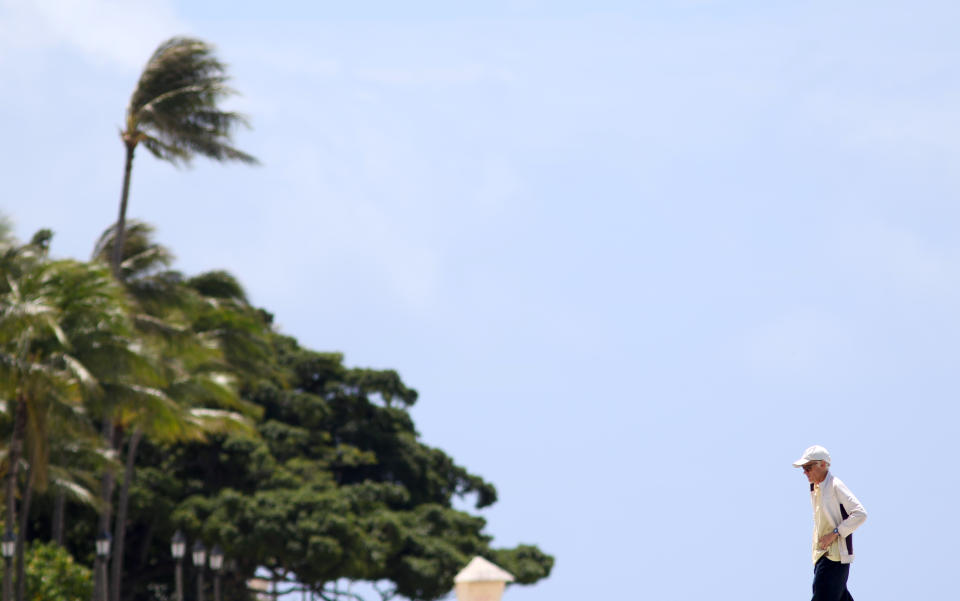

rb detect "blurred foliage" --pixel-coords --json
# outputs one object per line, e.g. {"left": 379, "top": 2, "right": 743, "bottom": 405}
{"left": 0, "top": 541, "right": 93, "bottom": 601}
{"left": 25, "top": 541, "right": 93, "bottom": 601}
{"left": 6, "top": 222, "right": 553, "bottom": 601}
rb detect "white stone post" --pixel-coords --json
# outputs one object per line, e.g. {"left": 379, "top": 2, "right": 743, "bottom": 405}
{"left": 453, "top": 556, "right": 515, "bottom": 601}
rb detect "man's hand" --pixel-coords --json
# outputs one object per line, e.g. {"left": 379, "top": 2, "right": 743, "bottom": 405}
{"left": 817, "top": 532, "right": 839, "bottom": 550}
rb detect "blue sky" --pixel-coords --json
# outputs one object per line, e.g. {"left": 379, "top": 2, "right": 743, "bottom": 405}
{"left": 3, "top": 1, "right": 960, "bottom": 599}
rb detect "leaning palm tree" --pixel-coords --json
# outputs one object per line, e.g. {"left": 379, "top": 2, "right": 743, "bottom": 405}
{"left": 112, "top": 36, "right": 258, "bottom": 276}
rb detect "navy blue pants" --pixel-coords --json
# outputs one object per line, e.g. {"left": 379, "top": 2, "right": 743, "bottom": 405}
{"left": 812, "top": 556, "right": 853, "bottom": 601}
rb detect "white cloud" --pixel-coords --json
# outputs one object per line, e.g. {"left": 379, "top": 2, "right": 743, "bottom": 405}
{"left": 0, "top": 0, "right": 185, "bottom": 69}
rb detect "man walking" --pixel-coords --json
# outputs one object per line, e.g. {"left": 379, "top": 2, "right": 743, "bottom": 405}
{"left": 793, "top": 445, "right": 867, "bottom": 601}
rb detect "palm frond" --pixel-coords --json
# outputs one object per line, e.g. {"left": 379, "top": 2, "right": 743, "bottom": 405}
{"left": 48, "top": 470, "right": 102, "bottom": 509}
{"left": 186, "top": 408, "right": 255, "bottom": 437}
{"left": 125, "top": 36, "right": 259, "bottom": 167}
{"left": 60, "top": 353, "right": 100, "bottom": 393}
{"left": 188, "top": 270, "right": 248, "bottom": 302}
{"left": 131, "top": 313, "right": 188, "bottom": 338}
{"left": 92, "top": 220, "right": 176, "bottom": 281}
{"left": 166, "top": 373, "right": 236, "bottom": 406}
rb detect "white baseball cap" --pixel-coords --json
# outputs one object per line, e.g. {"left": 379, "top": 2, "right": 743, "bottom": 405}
{"left": 792, "top": 445, "right": 831, "bottom": 467}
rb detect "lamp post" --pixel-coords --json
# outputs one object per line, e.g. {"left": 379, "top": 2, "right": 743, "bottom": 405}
{"left": 453, "top": 557, "right": 515, "bottom": 601}
{"left": 209, "top": 545, "right": 223, "bottom": 601}
{"left": 191, "top": 541, "right": 206, "bottom": 601}
{"left": 171, "top": 531, "right": 186, "bottom": 601}
{"left": 95, "top": 532, "right": 111, "bottom": 601}
{"left": 2, "top": 531, "right": 14, "bottom": 601}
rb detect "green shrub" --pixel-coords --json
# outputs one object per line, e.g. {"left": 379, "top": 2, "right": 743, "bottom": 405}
{"left": 0, "top": 541, "right": 93, "bottom": 601}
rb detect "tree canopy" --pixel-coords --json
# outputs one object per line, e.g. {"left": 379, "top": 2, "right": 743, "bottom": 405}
{"left": 6, "top": 224, "right": 553, "bottom": 601}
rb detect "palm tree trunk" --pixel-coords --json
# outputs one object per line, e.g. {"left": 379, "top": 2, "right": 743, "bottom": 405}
{"left": 135, "top": 516, "right": 155, "bottom": 570}
{"left": 94, "top": 416, "right": 117, "bottom": 601}
{"left": 5, "top": 396, "right": 25, "bottom": 601}
{"left": 109, "top": 427, "right": 142, "bottom": 601}
{"left": 52, "top": 489, "right": 65, "bottom": 545}
{"left": 111, "top": 140, "right": 136, "bottom": 278}
{"left": 14, "top": 467, "right": 33, "bottom": 601}
{"left": 4, "top": 396, "right": 24, "bottom": 531}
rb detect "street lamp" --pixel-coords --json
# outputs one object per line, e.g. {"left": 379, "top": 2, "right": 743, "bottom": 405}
{"left": 96, "top": 532, "right": 112, "bottom": 557}
{"left": 209, "top": 545, "right": 224, "bottom": 601}
{"left": 2, "top": 530, "right": 14, "bottom": 601}
{"left": 453, "top": 556, "right": 515, "bottom": 601}
{"left": 171, "top": 531, "right": 186, "bottom": 601}
{"left": 192, "top": 541, "right": 206, "bottom": 601}
{"left": 95, "top": 532, "right": 112, "bottom": 601}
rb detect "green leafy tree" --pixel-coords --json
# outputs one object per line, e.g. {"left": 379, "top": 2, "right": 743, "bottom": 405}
{"left": 163, "top": 336, "right": 553, "bottom": 601}
{"left": 15, "top": 224, "right": 553, "bottom": 601}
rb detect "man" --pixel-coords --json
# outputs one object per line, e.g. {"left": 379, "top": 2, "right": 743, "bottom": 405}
{"left": 793, "top": 445, "right": 867, "bottom": 601}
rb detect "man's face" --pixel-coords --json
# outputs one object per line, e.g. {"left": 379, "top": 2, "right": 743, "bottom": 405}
{"left": 802, "top": 460, "right": 828, "bottom": 484}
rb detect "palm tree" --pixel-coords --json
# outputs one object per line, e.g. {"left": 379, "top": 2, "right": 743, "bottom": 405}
{"left": 0, "top": 231, "right": 161, "bottom": 601}
{"left": 94, "top": 223, "right": 256, "bottom": 601}
{"left": 48, "top": 427, "right": 112, "bottom": 546}
{"left": 39, "top": 256, "right": 151, "bottom": 564}
{"left": 112, "top": 36, "right": 258, "bottom": 276}
{"left": 0, "top": 240, "right": 111, "bottom": 601}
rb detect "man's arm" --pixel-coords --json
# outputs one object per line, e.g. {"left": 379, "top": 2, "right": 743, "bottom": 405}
{"left": 834, "top": 478, "right": 867, "bottom": 537}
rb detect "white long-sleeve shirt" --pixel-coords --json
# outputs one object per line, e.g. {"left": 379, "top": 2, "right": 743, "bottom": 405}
{"left": 808, "top": 471, "right": 867, "bottom": 564}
